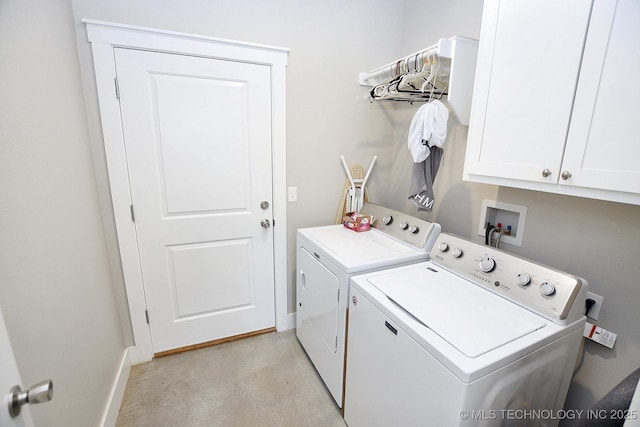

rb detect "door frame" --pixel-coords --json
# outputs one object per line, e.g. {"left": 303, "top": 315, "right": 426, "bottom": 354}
{"left": 84, "top": 20, "right": 289, "bottom": 363}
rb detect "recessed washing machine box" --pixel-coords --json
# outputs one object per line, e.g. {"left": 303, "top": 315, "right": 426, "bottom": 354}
{"left": 478, "top": 199, "right": 528, "bottom": 247}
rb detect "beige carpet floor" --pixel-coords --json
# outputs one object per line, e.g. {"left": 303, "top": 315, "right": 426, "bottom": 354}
{"left": 116, "top": 330, "right": 346, "bottom": 427}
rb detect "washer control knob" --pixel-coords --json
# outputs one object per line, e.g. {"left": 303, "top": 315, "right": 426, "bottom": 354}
{"left": 399, "top": 222, "right": 409, "bottom": 230}
{"left": 479, "top": 257, "right": 496, "bottom": 273}
{"left": 381, "top": 215, "right": 393, "bottom": 225}
{"left": 408, "top": 225, "right": 419, "bottom": 234}
{"left": 516, "top": 273, "right": 531, "bottom": 286}
{"left": 539, "top": 282, "right": 556, "bottom": 296}
{"left": 452, "top": 247, "right": 463, "bottom": 258}
{"left": 438, "top": 242, "right": 449, "bottom": 252}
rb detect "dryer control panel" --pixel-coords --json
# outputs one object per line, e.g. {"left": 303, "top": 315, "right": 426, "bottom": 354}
{"left": 361, "top": 202, "right": 441, "bottom": 252}
{"left": 429, "top": 233, "right": 587, "bottom": 325}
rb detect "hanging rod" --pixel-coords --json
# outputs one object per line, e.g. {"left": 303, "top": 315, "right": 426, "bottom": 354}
{"left": 357, "top": 36, "right": 479, "bottom": 125}
{"left": 358, "top": 38, "right": 455, "bottom": 87}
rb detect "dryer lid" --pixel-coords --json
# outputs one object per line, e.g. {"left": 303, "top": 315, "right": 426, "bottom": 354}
{"left": 299, "top": 226, "right": 424, "bottom": 272}
{"left": 370, "top": 265, "right": 546, "bottom": 358}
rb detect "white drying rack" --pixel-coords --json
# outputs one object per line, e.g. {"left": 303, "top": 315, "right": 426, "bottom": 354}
{"left": 340, "top": 155, "right": 377, "bottom": 212}
{"left": 358, "top": 36, "right": 478, "bottom": 125}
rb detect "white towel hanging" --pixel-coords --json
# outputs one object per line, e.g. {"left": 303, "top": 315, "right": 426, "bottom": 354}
{"left": 408, "top": 100, "right": 449, "bottom": 163}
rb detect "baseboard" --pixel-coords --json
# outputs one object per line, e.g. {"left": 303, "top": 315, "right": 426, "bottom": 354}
{"left": 280, "top": 312, "right": 296, "bottom": 331}
{"left": 100, "top": 347, "right": 132, "bottom": 427}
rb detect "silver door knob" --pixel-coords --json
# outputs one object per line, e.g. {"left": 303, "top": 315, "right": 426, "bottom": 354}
{"left": 541, "top": 168, "right": 552, "bottom": 178}
{"left": 260, "top": 219, "right": 271, "bottom": 228}
{"left": 9, "top": 380, "right": 53, "bottom": 417}
{"left": 260, "top": 201, "right": 270, "bottom": 209}
{"left": 561, "top": 170, "right": 572, "bottom": 180}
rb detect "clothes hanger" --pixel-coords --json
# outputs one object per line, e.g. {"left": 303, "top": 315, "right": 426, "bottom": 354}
{"left": 421, "top": 50, "right": 440, "bottom": 99}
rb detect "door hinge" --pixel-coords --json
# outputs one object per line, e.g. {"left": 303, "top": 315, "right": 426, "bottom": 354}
{"left": 114, "top": 77, "right": 120, "bottom": 99}
{"left": 145, "top": 309, "right": 150, "bottom": 324}
{"left": 130, "top": 204, "right": 135, "bottom": 222}
{"left": 272, "top": 219, "right": 275, "bottom": 227}
{"left": 337, "top": 289, "right": 340, "bottom": 302}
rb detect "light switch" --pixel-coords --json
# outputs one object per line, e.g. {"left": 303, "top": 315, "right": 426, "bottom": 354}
{"left": 288, "top": 187, "right": 298, "bottom": 203}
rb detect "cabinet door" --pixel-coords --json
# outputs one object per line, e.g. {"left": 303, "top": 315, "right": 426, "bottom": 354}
{"left": 465, "top": 0, "right": 592, "bottom": 183}
{"left": 561, "top": 0, "right": 640, "bottom": 194}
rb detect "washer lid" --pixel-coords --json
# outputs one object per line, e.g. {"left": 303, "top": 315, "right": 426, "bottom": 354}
{"left": 369, "top": 266, "right": 546, "bottom": 358}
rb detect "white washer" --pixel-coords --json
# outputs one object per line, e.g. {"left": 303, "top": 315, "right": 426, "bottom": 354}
{"left": 296, "top": 202, "right": 441, "bottom": 408}
{"left": 344, "top": 232, "right": 588, "bottom": 427}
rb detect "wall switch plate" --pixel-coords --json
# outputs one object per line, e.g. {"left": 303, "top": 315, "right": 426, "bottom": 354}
{"left": 586, "top": 291, "right": 604, "bottom": 321}
{"left": 287, "top": 187, "right": 298, "bottom": 203}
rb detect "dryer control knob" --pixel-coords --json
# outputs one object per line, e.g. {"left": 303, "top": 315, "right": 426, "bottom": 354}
{"left": 438, "top": 242, "right": 449, "bottom": 252}
{"left": 408, "top": 225, "right": 419, "bottom": 234}
{"left": 381, "top": 215, "right": 393, "bottom": 225}
{"left": 399, "top": 222, "right": 409, "bottom": 230}
{"left": 516, "top": 273, "right": 531, "bottom": 286}
{"left": 479, "top": 257, "right": 496, "bottom": 273}
{"left": 539, "top": 282, "right": 556, "bottom": 296}
{"left": 452, "top": 247, "right": 463, "bottom": 258}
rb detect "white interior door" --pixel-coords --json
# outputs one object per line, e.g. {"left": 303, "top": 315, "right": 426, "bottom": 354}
{"left": 114, "top": 47, "right": 275, "bottom": 353}
{"left": 1, "top": 307, "right": 34, "bottom": 427}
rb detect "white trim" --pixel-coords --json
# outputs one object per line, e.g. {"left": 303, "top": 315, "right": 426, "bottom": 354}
{"left": 99, "top": 348, "right": 132, "bottom": 427}
{"left": 84, "top": 19, "right": 288, "bottom": 66}
{"left": 282, "top": 312, "right": 296, "bottom": 332}
{"left": 464, "top": 173, "right": 640, "bottom": 206}
{"left": 85, "top": 20, "right": 288, "bottom": 362}
{"left": 83, "top": 19, "right": 289, "bottom": 56}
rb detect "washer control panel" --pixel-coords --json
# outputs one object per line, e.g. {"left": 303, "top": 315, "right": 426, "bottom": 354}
{"left": 361, "top": 202, "right": 441, "bottom": 252}
{"left": 429, "top": 233, "right": 585, "bottom": 323}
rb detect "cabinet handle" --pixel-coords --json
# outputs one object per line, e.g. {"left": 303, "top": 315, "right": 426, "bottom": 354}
{"left": 561, "top": 170, "right": 572, "bottom": 180}
{"left": 541, "top": 168, "right": 552, "bottom": 178}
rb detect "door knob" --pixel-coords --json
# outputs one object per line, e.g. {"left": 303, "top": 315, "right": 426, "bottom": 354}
{"left": 541, "top": 168, "right": 552, "bottom": 178}
{"left": 561, "top": 170, "right": 572, "bottom": 180}
{"left": 260, "top": 219, "right": 271, "bottom": 228}
{"left": 260, "top": 201, "right": 270, "bottom": 209}
{"left": 9, "top": 380, "right": 53, "bottom": 417}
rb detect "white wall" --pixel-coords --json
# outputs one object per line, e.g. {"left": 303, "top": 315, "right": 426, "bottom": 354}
{"left": 397, "top": 0, "right": 640, "bottom": 421}
{"left": 0, "top": 0, "right": 126, "bottom": 425}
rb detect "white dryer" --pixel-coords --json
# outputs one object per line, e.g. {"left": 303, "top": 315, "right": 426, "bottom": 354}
{"left": 296, "top": 202, "right": 441, "bottom": 408}
{"left": 344, "top": 233, "right": 588, "bottom": 427}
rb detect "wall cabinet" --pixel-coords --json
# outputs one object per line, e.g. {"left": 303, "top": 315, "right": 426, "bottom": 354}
{"left": 464, "top": 0, "right": 640, "bottom": 205}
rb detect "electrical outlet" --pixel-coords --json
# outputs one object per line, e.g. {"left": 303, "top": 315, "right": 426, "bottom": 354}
{"left": 586, "top": 291, "right": 604, "bottom": 321}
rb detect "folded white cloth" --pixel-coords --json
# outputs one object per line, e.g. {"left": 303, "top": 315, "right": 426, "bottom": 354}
{"left": 407, "top": 100, "right": 449, "bottom": 163}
